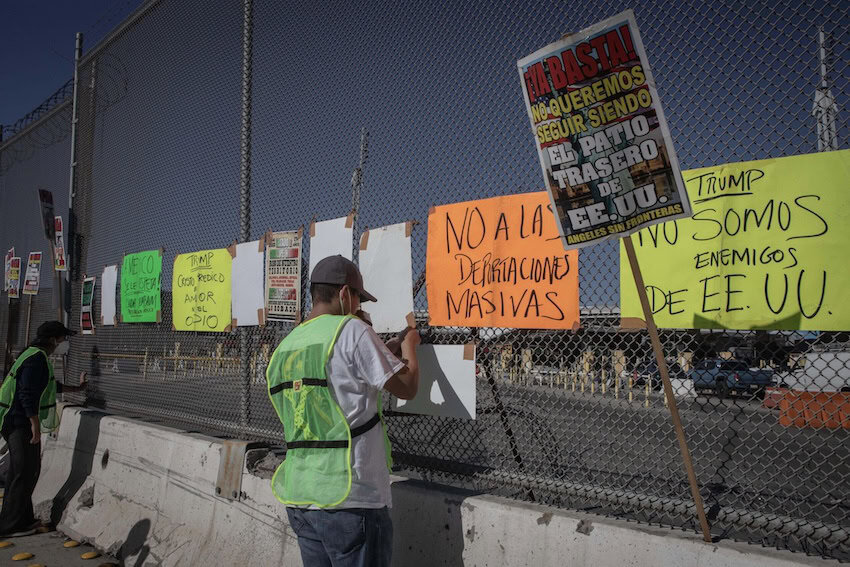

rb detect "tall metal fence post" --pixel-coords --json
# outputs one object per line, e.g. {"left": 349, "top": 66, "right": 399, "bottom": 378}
{"left": 66, "top": 32, "right": 83, "bottom": 325}
{"left": 239, "top": 0, "right": 254, "bottom": 428}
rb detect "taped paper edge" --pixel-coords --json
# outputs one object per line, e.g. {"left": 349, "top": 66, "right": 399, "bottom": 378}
{"left": 258, "top": 307, "right": 266, "bottom": 327}
{"left": 359, "top": 230, "right": 370, "bottom": 250}
{"left": 226, "top": 242, "right": 237, "bottom": 258}
{"left": 620, "top": 317, "right": 646, "bottom": 330}
{"left": 231, "top": 318, "right": 238, "bottom": 329}
{"left": 113, "top": 314, "right": 118, "bottom": 325}
{"left": 296, "top": 226, "right": 304, "bottom": 239}
{"left": 224, "top": 324, "right": 232, "bottom": 332}
{"left": 264, "top": 230, "right": 273, "bottom": 247}
{"left": 345, "top": 212, "right": 355, "bottom": 228}
{"left": 295, "top": 308, "right": 302, "bottom": 324}
{"left": 258, "top": 237, "right": 266, "bottom": 252}
{"left": 156, "top": 310, "right": 162, "bottom": 324}
{"left": 309, "top": 221, "right": 316, "bottom": 237}
{"left": 463, "top": 342, "right": 475, "bottom": 360}
{"left": 428, "top": 206, "right": 436, "bottom": 216}
{"left": 405, "top": 221, "right": 414, "bottom": 237}
{"left": 406, "top": 311, "right": 415, "bottom": 328}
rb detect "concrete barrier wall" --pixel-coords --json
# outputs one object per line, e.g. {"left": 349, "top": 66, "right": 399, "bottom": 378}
{"left": 33, "top": 406, "right": 835, "bottom": 566}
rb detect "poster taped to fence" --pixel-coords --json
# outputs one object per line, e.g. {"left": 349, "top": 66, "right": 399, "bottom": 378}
{"left": 359, "top": 222, "right": 414, "bottom": 333}
{"left": 22, "top": 252, "right": 42, "bottom": 295}
{"left": 266, "top": 230, "right": 302, "bottom": 322}
{"left": 37, "top": 190, "right": 55, "bottom": 241}
{"left": 620, "top": 150, "right": 850, "bottom": 331}
{"left": 172, "top": 248, "right": 232, "bottom": 332}
{"left": 120, "top": 250, "right": 162, "bottom": 323}
{"left": 517, "top": 10, "right": 691, "bottom": 250}
{"left": 101, "top": 265, "right": 118, "bottom": 326}
{"left": 427, "top": 192, "right": 579, "bottom": 329}
{"left": 308, "top": 215, "right": 353, "bottom": 278}
{"left": 81, "top": 276, "right": 96, "bottom": 334}
{"left": 232, "top": 240, "right": 265, "bottom": 326}
{"left": 53, "top": 216, "right": 67, "bottom": 271}
{"left": 8, "top": 257, "right": 21, "bottom": 299}
{"left": 392, "top": 344, "right": 476, "bottom": 420}
{"left": 5, "top": 247, "right": 16, "bottom": 292}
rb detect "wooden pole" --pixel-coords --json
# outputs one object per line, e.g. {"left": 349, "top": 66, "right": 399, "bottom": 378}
{"left": 623, "top": 234, "right": 712, "bottom": 543}
{"left": 24, "top": 295, "right": 33, "bottom": 343}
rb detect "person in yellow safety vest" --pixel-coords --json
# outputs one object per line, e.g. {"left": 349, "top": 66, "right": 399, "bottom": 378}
{"left": 266, "top": 255, "right": 420, "bottom": 567}
{"left": 0, "top": 321, "right": 87, "bottom": 537}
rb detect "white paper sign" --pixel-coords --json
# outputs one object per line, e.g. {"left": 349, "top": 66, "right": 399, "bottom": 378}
{"left": 308, "top": 216, "right": 353, "bottom": 279}
{"left": 232, "top": 240, "right": 265, "bottom": 326}
{"left": 101, "top": 265, "right": 118, "bottom": 326}
{"left": 359, "top": 222, "right": 414, "bottom": 333}
{"left": 393, "top": 344, "right": 476, "bottom": 420}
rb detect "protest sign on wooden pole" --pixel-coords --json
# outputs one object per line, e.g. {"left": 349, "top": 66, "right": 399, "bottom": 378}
{"left": 517, "top": 9, "right": 712, "bottom": 542}
{"left": 623, "top": 234, "right": 712, "bottom": 542}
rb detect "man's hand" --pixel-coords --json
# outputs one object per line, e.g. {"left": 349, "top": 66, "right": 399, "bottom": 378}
{"left": 30, "top": 420, "right": 41, "bottom": 445}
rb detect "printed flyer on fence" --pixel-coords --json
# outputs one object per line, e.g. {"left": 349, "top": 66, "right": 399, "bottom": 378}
{"left": 265, "top": 230, "right": 302, "bottom": 322}
{"left": 517, "top": 10, "right": 691, "bottom": 249}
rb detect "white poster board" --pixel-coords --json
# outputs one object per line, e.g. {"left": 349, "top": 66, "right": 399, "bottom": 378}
{"left": 101, "top": 265, "right": 118, "bottom": 325}
{"left": 308, "top": 215, "right": 353, "bottom": 279}
{"left": 231, "top": 240, "right": 265, "bottom": 326}
{"left": 393, "top": 344, "right": 476, "bottom": 420}
{"left": 359, "top": 222, "right": 414, "bottom": 333}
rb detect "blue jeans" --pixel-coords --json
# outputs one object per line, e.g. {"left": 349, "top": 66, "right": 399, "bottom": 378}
{"left": 286, "top": 507, "right": 393, "bottom": 567}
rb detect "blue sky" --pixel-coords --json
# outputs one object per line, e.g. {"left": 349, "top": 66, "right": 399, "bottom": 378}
{"left": 1, "top": 0, "right": 140, "bottom": 127}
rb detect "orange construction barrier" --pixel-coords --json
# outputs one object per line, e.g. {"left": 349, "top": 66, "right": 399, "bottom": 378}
{"left": 762, "top": 387, "right": 785, "bottom": 409}
{"left": 778, "top": 391, "right": 850, "bottom": 429}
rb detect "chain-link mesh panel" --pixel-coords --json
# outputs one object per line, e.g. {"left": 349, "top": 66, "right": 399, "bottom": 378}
{"left": 1, "top": 0, "right": 845, "bottom": 560}
{"left": 66, "top": 0, "right": 244, "bottom": 431}
{"left": 248, "top": 0, "right": 849, "bottom": 559}
{"left": 1, "top": 102, "right": 71, "bottom": 373}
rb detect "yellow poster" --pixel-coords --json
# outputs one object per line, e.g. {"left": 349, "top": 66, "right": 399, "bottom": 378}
{"left": 172, "top": 248, "right": 232, "bottom": 332}
{"left": 620, "top": 150, "right": 850, "bottom": 330}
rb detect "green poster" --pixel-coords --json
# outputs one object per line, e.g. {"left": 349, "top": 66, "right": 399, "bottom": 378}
{"left": 120, "top": 250, "right": 162, "bottom": 323}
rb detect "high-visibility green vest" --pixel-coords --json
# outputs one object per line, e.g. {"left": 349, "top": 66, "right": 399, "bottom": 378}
{"left": 0, "top": 347, "right": 59, "bottom": 432}
{"left": 266, "top": 314, "right": 392, "bottom": 508}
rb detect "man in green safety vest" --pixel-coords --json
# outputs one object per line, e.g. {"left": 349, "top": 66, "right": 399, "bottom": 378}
{"left": 0, "top": 321, "right": 87, "bottom": 537}
{"left": 266, "top": 255, "right": 420, "bottom": 567}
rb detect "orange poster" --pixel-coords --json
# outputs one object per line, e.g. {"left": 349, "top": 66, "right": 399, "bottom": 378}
{"left": 427, "top": 192, "right": 580, "bottom": 329}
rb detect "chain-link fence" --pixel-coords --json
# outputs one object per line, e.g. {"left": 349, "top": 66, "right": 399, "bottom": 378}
{"left": 2, "top": 0, "right": 849, "bottom": 561}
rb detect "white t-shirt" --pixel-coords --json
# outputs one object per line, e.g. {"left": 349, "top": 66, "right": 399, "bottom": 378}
{"left": 321, "top": 317, "right": 404, "bottom": 509}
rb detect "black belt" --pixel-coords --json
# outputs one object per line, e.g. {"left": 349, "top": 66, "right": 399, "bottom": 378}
{"left": 40, "top": 403, "right": 56, "bottom": 410}
{"left": 269, "top": 378, "right": 327, "bottom": 396}
{"left": 286, "top": 413, "right": 382, "bottom": 450}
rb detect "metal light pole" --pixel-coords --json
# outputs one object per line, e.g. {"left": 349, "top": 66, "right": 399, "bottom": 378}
{"left": 813, "top": 27, "right": 838, "bottom": 152}
{"left": 351, "top": 128, "right": 368, "bottom": 263}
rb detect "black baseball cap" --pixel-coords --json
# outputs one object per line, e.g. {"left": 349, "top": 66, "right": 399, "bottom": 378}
{"left": 310, "top": 255, "right": 377, "bottom": 302}
{"left": 36, "top": 321, "right": 76, "bottom": 338}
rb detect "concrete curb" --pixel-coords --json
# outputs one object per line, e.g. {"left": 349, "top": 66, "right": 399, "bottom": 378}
{"left": 32, "top": 406, "right": 837, "bottom": 566}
